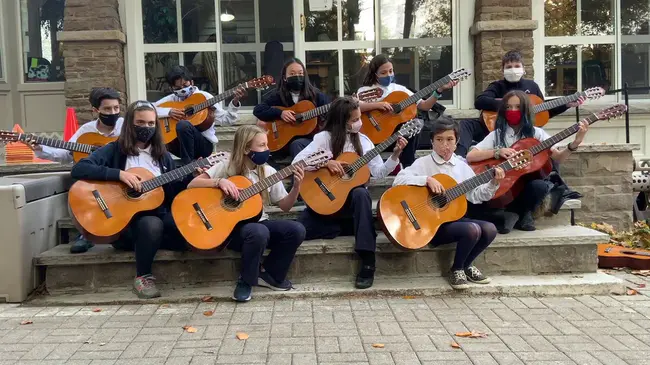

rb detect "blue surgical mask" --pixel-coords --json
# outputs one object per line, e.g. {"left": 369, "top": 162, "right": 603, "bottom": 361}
{"left": 247, "top": 149, "right": 271, "bottom": 165}
{"left": 377, "top": 74, "right": 394, "bottom": 87}
{"left": 173, "top": 85, "right": 195, "bottom": 100}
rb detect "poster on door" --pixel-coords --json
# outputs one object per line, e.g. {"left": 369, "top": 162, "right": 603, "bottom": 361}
{"left": 309, "top": 0, "right": 333, "bottom": 11}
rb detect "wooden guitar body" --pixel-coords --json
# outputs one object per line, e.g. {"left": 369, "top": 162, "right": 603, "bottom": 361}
{"left": 360, "top": 91, "right": 418, "bottom": 144}
{"left": 72, "top": 133, "right": 118, "bottom": 162}
{"left": 470, "top": 137, "right": 553, "bottom": 207}
{"left": 264, "top": 100, "right": 319, "bottom": 152}
{"left": 481, "top": 94, "right": 548, "bottom": 132}
{"left": 67, "top": 167, "right": 165, "bottom": 244}
{"left": 158, "top": 93, "right": 211, "bottom": 144}
{"left": 171, "top": 176, "right": 263, "bottom": 250}
{"left": 598, "top": 244, "right": 650, "bottom": 270}
{"left": 378, "top": 174, "right": 466, "bottom": 250}
{"left": 300, "top": 152, "right": 371, "bottom": 216}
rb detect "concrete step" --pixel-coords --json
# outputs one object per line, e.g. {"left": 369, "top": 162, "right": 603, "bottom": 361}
{"left": 36, "top": 225, "right": 607, "bottom": 295}
{"left": 26, "top": 272, "right": 625, "bottom": 306}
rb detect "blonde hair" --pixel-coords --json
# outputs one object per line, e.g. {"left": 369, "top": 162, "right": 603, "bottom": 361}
{"left": 227, "top": 125, "right": 269, "bottom": 204}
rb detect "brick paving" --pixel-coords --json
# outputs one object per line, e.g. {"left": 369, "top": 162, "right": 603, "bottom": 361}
{"left": 2, "top": 295, "right": 650, "bottom": 364}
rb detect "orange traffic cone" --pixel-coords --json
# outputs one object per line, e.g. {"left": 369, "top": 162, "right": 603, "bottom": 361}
{"left": 5, "top": 124, "right": 50, "bottom": 164}
{"left": 64, "top": 107, "right": 79, "bottom": 142}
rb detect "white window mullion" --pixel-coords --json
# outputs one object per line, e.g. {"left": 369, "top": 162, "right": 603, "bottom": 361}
{"left": 576, "top": 45, "right": 583, "bottom": 91}
{"left": 216, "top": 0, "right": 224, "bottom": 96}
{"left": 533, "top": 0, "right": 545, "bottom": 96}
{"left": 337, "top": 0, "right": 343, "bottom": 96}
{"left": 176, "top": 0, "right": 184, "bottom": 43}
{"left": 374, "top": 0, "right": 380, "bottom": 55}
{"left": 414, "top": 47, "right": 420, "bottom": 90}
{"left": 577, "top": 0, "right": 582, "bottom": 36}
{"left": 615, "top": 0, "right": 622, "bottom": 102}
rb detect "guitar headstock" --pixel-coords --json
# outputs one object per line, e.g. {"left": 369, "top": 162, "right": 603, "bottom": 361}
{"left": 397, "top": 119, "right": 424, "bottom": 139}
{"left": 357, "top": 88, "right": 384, "bottom": 103}
{"left": 595, "top": 104, "right": 627, "bottom": 121}
{"left": 582, "top": 87, "right": 606, "bottom": 100}
{"left": 206, "top": 151, "right": 230, "bottom": 165}
{"left": 245, "top": 75, "right": 275, "bottom": 90}
{"left": 0, "top": 131, "right": 20, "bottom": 144}
{"left": 448, "top": 68, "right": 472, "bottom": 82}
{"left": 302, "top": 149, "right": 333, "bottom": 169}
{"left": 504, "top": 150, "right": 532, "bottom": 171}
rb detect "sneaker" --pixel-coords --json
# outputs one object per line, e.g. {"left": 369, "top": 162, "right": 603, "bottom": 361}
{"left": 232, "top": 279, "right": 252, "bottom": 302}
{"left": 515, "top": 211, "right": 536, "bottom": 231}
{"left": 449, "top": 269, "right": 470, "bottom": 290}
{"left": 498, "top": 212, "right": 520, "bottom": 234}
{"left": 464, "top": 266, "right": 491, "bottom": 284}
{"left": 132, "top": 275, "right": 161, "bottom": 299}
{"left": 70, "top": 235, "right": 94, "bottom": 254}
{"left": 258, "top": 271, "right": 292, "bottom": 291}
{"left": 355, "top": 265, "right": 375, "bottom": 289}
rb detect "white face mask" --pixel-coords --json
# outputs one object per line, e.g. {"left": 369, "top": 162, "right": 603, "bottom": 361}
{"left": 347, "top": 119, "right": 362, "bottom": 134}
{"left": 173, "top": 85, "right": 195, "bottom": 100}
{"left": 503, "top": 67, "right": 525, "bottom": 83}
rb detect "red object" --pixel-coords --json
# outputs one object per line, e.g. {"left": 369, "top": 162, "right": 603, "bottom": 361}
{"left": 64, "top": 107, "right": 79, "bottom": 142}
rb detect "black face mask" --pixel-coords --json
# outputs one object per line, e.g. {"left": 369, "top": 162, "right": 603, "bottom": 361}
{"left": 134, "top": 125, "right": 156, "bottom": 143}
{"left": 98, "top": 113, "right": 119, "bottom": 127}
{"left": 286, "top": 76, "right": 305, "bottom": 92}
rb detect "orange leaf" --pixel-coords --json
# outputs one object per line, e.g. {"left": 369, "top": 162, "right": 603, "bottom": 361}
{"left": 455, "top": 332, "right": 473, "bottom": 337}
{"left": 20, "top": 320, "right": 33, "bottom": 325}
{"left": 236, "top": 332, "right": 249, "bottom": 340}
{"left": 183, "top": 326, "right": 197, "bottom": 333}
{"left": 92, "top": 308, "right": 102, "bottom": 313}
{"left": 203, "top": 311, "right": 214, "bottom": 317}
{"left": 451, "top": 341, "right": 461, "bottom": 348}
{"left": 456, "top": 330, "right": 488, "bottom": 338}
{"left": 371, "top": 343, "right": 385, "bottom": 348}
{"left": 161, "top": 304, "right": 170, "bottom": 308}
{"left": 201, "top": 296, "right": 214, "bottom": 302}
{"left": 402, "top": 296, "right": 417, "bottom": 300}
{"left": 628, "top": 289, "right": 639, "bottom": 295}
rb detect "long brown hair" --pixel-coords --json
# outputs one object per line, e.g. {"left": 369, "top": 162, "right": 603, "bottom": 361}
{"left": 277, "top": 58, "right": 319, "bottom": 106}
{"left": 322, "top": 96, "right": 363, "bottom": 158}
{"left": 362, "top": 54, "right": 391, "bottom": 86}
{"left": 227, "top": 125, "right": 269, "bottom": 204}
{"left": 495, "top": 90, "right": 535, "bottom": 148}
{"left": 118, "top": 100, "right": 166, "bottom": 161}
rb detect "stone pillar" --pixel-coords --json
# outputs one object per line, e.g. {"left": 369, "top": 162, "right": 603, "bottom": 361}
{"left": 471, "top": 0, "right": 537, "bottom": 94}
{"left": 58, "top": 0, "right": 126, "bottom": 123}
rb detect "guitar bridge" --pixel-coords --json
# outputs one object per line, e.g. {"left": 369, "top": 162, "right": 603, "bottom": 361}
{"left": 314, "top": 177, "right": 335, "bottom": 201}
{"left": 193, "top": 202, "right": 213, "bottom": 231}
{"left": 271, "top": 122, "right": 279, "bottom": 139}
{"left": 400, "top": 200, "right": 420, "bottom": 230}
{"left": 92, "top": 190, "right": 112, "bottom": 219}
{"left": 368, "top": 114, "right": 381, "bottom": 131}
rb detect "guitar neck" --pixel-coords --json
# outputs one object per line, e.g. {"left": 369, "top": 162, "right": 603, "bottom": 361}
{"left": 193, "top": 84, "right": 244, "bottom": 112}
{"left": 238, "top": 161, "right": 306, "bottom": 201}
{"left": 532, "top": 91, "right": 584, "bottom": 114}
{"left": 348, "top": 132, "right": 401, "bottom": 174}
{"left": 397, "top": 75, "right": 452, "bottom": 109}
{"left": 528, "top": 113, "right": 599, "bottom": 155}
{"left": 141, "top": 158, "right": 215, "bottom": 192}
{"left": 444, "top": 160, "right": 516, "bottom": 201}
{"left": 17, "top": 133, "right": 95, "bottom": 154}
{"left": 298, "top": 103, "right": 331, "bottom": 120}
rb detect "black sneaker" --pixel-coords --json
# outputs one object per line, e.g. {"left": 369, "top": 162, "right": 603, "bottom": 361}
{"left": 464, "top": 266, "right": 491, "bottom": 284}
{"left": 232, "top": 279, "right": 252, "bottom": 302}
{"left": 498, "top": 212, "right": 520, "bottom": 234}
{"left": 355, "top": 265, "right": 375, "bottom": 289}
{"left": 449, "top": 269, "right": 470, "bottom": 290}
{"left": 258, "top": 271, "right": 292, "bottom": 291}
{"left": 70, "top": 236, "right": 94, "bottom": 254}
{"left": 515, "top": 211, "right": 536, "bottom": 231}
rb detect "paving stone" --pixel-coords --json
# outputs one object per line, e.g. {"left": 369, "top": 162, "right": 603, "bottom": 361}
{"left": 367, "top": 352, "right": 395, "bottom": 365}
{"left": 391, "top": 352, "right": 420, "bottom": 365}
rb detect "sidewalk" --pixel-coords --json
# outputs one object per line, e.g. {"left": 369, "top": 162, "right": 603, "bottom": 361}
{"left": 1, "top": 294, "right": 650, "bottom": 365}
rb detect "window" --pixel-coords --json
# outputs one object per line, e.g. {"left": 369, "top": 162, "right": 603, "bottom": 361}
{"left": 20, "top": 0, "right": 65, "bottom": 82}
{"left": 0, "top": 5, "right": 4, "bottom": 81}
{"left": 543, "top": 0, "right": 650, "bottom": 99}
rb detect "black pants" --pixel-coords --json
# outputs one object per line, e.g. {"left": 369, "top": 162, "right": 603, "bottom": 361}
{"left": 167, "top": 120, "right": 214, "bottom": 165}
{"left": 430, "top": 218, "right": 497, "bottom": 270}
{"left": 112, "top": 212, "right": 187, "bottom": 277}
{"left": 455, "top": 118, "right": 489, "bottom": 158}
{"left": 299, "top": 187, "right": 376, "bottom": 253}
{"left": 226, "top": 219, "right": 305, "bottom": 286}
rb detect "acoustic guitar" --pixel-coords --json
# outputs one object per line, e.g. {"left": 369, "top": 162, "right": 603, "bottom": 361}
{"left": 171, "top": 149, "right": 332, "bottom": 250}
{"left": 264, "top": 88, "right": 383, "bottom": 152}
{"left": 359, "top": 68, "right": 471, "bottom": 144}
{"left": 480, "top": 87, "right": 605, "bottom": 132}
{"left": 300, "top": 119, "right": 423, "bottom": 216}
{"left": 0, "top": 131, "right": 117, "bottom": 162}
{"left": 377, "top": 152, "right": 531, "bottom": 250}
{"left": 598, "top": 244, "right": 650, "bottom": 270}
{"left": 68, "top": 152, "right": 228, "bottom": 244}
{"left": 158, "top": 76, "right": 274, "bottom": 144}
{"left": 470, "top": 104, "right": 627, "bottom": 208}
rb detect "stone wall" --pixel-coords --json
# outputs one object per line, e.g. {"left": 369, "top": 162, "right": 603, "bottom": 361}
{"left": 559, "top": 144, "right": 636, "bottom": 230}
{"left": 59, "top": 0, "right": 126, "bottom": 123}
{"left": 472, "top": 0, "right": 537, "bottom": 94}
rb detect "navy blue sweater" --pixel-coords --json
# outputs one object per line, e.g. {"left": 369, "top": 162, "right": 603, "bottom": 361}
{"left": 475, "top": 78, "right": 569, "bottom": 118}
{"left": 253, "top": 90, "right": 330, "bottom": 121}
{"left": 70, "top": 141, "right": 190, "bottom": 212}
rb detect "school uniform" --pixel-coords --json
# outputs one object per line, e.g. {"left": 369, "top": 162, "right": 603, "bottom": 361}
{"left": 204, "top": 161, "right": 305, "bottom": 287}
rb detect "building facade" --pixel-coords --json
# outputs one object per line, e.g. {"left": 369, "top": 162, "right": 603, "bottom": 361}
{"left": 1, "top": 0, "right": 649, "bottom": 155}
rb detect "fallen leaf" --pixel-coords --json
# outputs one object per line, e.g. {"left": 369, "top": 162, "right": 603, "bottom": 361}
{"left": 92, "top": 308, "right": 102, "bottom": 313}
{"left": 455, "top": 331, "right": 473, "bottom": 337}
{"left": 628, "top": 289, "right": 639, "bottom": 295}
{"left": 236, "top": 332, "right": 249, "bottom": 340}
{"left": 203, "top": 311, "right": 214, "bottom": 317}
{"left": 451, "top": 341, "right": 461, "bottom": 348}
{"left": 371, "top": 343, "right": 385, "bottom": 348}
{"left": 161, "top": 304, "right": 170, "bottom": 308}
{"left": 402, "top": 295, "right": 417, "bottom": 300}
{"left": 183, "top": 326, "right": 197, "bottom": 333}
{"left": 455, "top": 331, "right": 488, "bottom": 338}
{"left": 201, "top": 296, "right": 214, "bottom": 302}
{"left": 20, "top": 320, "right": 33, "bottom": 325}
{"left": 639, "top": 284, "right": 647, "bottom": 288}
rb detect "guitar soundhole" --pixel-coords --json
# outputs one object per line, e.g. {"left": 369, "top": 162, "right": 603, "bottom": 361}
{"left": 125, "top": 189, "right": 142, "bottom": 199}
{"left": 429, "top": 195, "right": 448, "bottom": 209}
{"left": 221, "top": 196, "right": 241, "bottom": 211}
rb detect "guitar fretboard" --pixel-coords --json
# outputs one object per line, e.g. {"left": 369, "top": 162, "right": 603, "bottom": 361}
{"left": 15, "top": 133, "right": 96, "bottom": 154}
{"left": 140, "top": 157, "right": 219, "bottom": 193}
{"left": 396, "top": 75, "right": 453, "bottom": 110}
{"left": 347, "top": 130, "right": 404, "bottom": 174}
{"left": 443, "top": 159, "right": 516, "bottom": 201}
{"left": 297, "top": 103, "right": 331, "bottom": 121}
{"left": 191, "top": 83, "right": 248, "bottom": 113}
{"left": 238, "top": 161, "right": 307, "bottom": 201}
{"left": 532, "top": 91, "right": 585, "bottom": 114}
{"left": 529, "top": 113, "right": 599, "bottom": 155}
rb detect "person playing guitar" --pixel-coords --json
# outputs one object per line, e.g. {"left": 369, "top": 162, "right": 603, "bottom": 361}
{"left": 186, "top": 125, "right": 306, "bottom": 302}
{"left": 293, "top": 96, "right": 408, "bottom": 290}
{"left": 392, "top": 116, "right": 505, "bottom": 290}
{"left": 25, "top": 87, "right": 123, "bottom": 254}
{"left": 154, "top": 66, "right": 246, "bottom": 164}
{"left": 70, "top": 100, "right": 191, "bottom": 299}
{"left": 357, "top": 54, "right": 458, "bottom": 168}
{"left": 456, "top": 50, "right": 584, "bottom": 158}
{"left": 466, "top": 90, "right": 589, "bottom": 232}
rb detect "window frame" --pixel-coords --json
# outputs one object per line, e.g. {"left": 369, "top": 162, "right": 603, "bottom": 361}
{"left": 0, "top": 0, "right": 6, "bottom": 83}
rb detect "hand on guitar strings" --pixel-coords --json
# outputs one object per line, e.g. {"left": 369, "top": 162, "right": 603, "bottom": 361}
{"left": 573, "top": 120, "right": 589, "bottom": 145}
{"left": 492, "top": 167, "right": 505, "bottom": 184}
{"left": 281, "top": 110, "right": 297, "bottom": 124}
{"left": 426, "top": 176, "right": 445, "bottom": 195}
{"left": 23, "top": 136, "right": 42, "bottom": 151}
{"left": 327, "top": 160, "right": 348, "bottom": 177}
{"left": 376, "top": 102, "right": 393, "bottom": 112}
{"left": 217, "top": 178, "right": 240, "bottom": 200}
{"left": 438, "top": 80, "right": 459, "bottom": 93}
{"left": 119, "top": 171, "right": 143, "bottom": 192}
{"left": 232, "top": 87, "right": 247, "bottom": 105}
{"left": 170, "top": 108, "right": 186, "bottom": 120}
{"left": 192, "top": 158, "right": 208, "bottom": 177}
{"left": 497, "top": 147, "right": 517, "bottom": 159}
{"left": 292, "top": 165, "right": 305, "bottom": 191}
{"left": 391, "top": 136, "right": 408, "bottom": 159}
{"left": 566, "top": 96, "right": 586, "bottom": 108}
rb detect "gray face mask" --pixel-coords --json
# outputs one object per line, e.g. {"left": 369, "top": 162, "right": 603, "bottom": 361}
{"left": 173, "top": 85, "right": 195, "bottom": 100}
